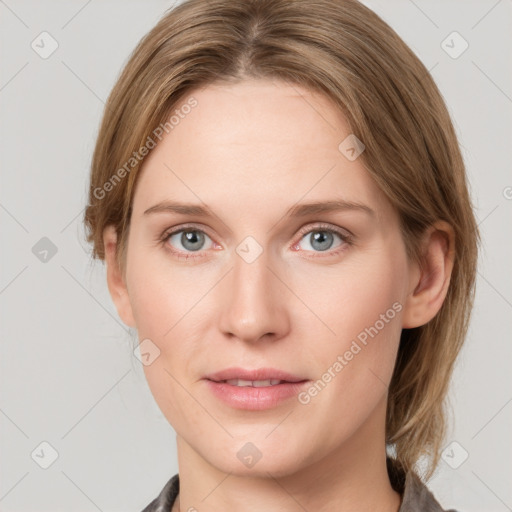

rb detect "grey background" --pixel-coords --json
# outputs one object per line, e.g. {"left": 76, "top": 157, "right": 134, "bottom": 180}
{"left": 1, "top": 0, "right": 511, "bottom": 510}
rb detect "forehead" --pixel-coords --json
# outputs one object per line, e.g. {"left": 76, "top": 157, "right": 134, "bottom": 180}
{"left": 173, "top": 78, "right": 349, "bottom": 154}
{"left": 132, "top": 78, "right": 388, "bottom": 219}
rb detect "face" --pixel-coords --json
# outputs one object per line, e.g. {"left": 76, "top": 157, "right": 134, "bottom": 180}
{"left": 118, "top": 78, "right": 415, "bottom": 476}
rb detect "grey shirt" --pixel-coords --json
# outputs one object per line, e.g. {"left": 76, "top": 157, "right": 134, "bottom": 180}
{"left": 141, "top": 458, "right": 457, "bottom": 512}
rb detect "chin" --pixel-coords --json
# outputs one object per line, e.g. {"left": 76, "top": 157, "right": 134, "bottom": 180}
{"left": 217, "top": 455, "right": 303, "bottom": 479}
{"left": 200, "top": 435, "right": 314, "bottom": 479}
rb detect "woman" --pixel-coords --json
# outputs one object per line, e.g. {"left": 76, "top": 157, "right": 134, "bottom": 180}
{"left": 84, "top": 0, "right": 479, "bottom": 510}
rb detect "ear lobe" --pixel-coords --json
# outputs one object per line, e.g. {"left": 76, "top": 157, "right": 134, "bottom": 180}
{"left": 401, "top": 221, "right": 455, "bottom": 329}
{"left": 103, "top": 225, "right": 136, "bottom": 328}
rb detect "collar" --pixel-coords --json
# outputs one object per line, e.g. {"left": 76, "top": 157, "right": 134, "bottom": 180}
{"left": 142, "top": 458, "right": 451, "bottom": 512}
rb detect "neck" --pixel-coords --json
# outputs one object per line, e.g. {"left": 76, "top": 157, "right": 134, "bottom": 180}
{"left": 173, "top": 400, "right": 401, "bottom": 512}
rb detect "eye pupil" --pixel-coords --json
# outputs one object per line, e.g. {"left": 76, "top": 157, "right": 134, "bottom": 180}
{"left": 310, "top": 231, "right": 333, "bottom": 251}
{"left": 181, "top": 230, "right": 204, "bottom": 251}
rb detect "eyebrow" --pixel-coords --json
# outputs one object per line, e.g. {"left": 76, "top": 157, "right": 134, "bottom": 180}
{"left": 143, "top": 199, "right": 375, "bottom": 218}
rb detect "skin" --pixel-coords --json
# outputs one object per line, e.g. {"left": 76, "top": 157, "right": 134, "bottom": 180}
{"left": 103, "top": 78, "right": 454, "bottom": 512}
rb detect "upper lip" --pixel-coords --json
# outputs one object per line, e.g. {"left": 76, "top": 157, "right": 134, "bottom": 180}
{"left": 204, "top": 367, "right": 307, "bottom": 383}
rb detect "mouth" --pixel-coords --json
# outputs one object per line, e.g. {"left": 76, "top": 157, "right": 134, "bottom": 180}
{"left": 203, "top": 367, "right": 310, "bottom": 410}
{"left": 204, "top": 367, "right": 307, "bottom": 383}
{"left": 219, "top": 378, "right": 289, "bottom": 387}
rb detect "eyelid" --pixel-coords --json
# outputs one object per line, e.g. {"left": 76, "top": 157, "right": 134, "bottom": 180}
{"left": 161, "top": 221, "right": 353, "bottom": 241}
{"left": 161, "top": 222, "right": 215, "bottom": 238}
{"left": 294, "top": 222, "right": 353, "bottom": 242}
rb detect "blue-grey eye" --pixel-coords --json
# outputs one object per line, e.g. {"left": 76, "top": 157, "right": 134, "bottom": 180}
{"left": 168, "top": 230, "right": 213, "bottom": 252}
{"left": 298, "top": 230, "right": 343, "bottom": 252}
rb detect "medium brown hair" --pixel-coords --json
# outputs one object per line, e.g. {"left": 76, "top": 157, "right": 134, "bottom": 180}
{"left": 83, "top": 0, "right": 479, "bottom": 479}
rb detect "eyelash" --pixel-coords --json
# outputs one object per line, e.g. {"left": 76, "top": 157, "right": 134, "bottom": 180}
{"left": 159, "top": 222, "right": 353, "bottom": 261}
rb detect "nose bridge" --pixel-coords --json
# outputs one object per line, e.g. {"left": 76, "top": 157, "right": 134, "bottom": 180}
{"left": 218, "top": 240, "right": 289, "bottom": 342}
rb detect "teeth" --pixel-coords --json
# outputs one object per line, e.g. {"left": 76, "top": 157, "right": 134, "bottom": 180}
{"left": 224, "top": 379, "right": 283, "bottom": 387}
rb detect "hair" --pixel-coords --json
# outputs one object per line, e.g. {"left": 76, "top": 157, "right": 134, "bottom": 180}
{"left": 83, "top": 0, "right": 479, "bottom": 480}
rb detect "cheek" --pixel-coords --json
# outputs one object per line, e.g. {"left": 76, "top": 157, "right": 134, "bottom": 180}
{"left": 126, "top": 247, "right": 211, "bottom": 397}
{"left": 293, "top": 246, "right": 406, "bottom": 421}
{"left": 291, "top": 243, "right": 407, "bottom": 345}
{"left": 126, "top": 245, "right": 202, "bottom": 338}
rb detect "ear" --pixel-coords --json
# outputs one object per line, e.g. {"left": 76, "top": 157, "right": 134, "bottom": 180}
{"left": 103, "top": 225, "right": 136, "bottom": 328}
{"left": 401, "top": 221, "right": 455, "bottom": 329}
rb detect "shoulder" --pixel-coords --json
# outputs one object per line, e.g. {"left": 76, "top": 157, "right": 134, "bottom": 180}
{"left": 140, "top": 474, "right": 179, "bottom": 512}
{"left": 387, "top": 457, "right": 459, "bottom": 512}
{"left": 400, "top": 470, "right": 460, "bottom": 512}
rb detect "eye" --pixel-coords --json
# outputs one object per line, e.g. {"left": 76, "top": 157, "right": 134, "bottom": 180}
{"left": 159, "top": 222, "right": 352, "bottom": 260}
{"left": 161, "top": 226, "right": 216, "bottom": 257}
{"left": 293, "top": 224, "right": 352, "bottom": 255}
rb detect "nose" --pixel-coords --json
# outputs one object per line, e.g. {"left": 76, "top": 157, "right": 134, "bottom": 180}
{"left": 217, "top": 246, "right": 291, "bottom": 344}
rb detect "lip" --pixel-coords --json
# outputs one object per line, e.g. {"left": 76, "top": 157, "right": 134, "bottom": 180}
{"left": 204, "top": 367, "right": 306, "bottom": 383}
{"left": 203, "top": 367, "right": 310, "bottom": 411}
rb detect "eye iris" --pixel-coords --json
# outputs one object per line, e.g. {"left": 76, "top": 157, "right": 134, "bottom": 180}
{"left": 181, "top": 230, "right": 204, "bottom": 251}
{"left": 310, "top": 231, "right": 333, "bottom": 251}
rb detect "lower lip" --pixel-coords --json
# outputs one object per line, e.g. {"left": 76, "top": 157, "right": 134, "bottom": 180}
{"left": 205, "top": 380, "right": 309, "bottom": 410}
